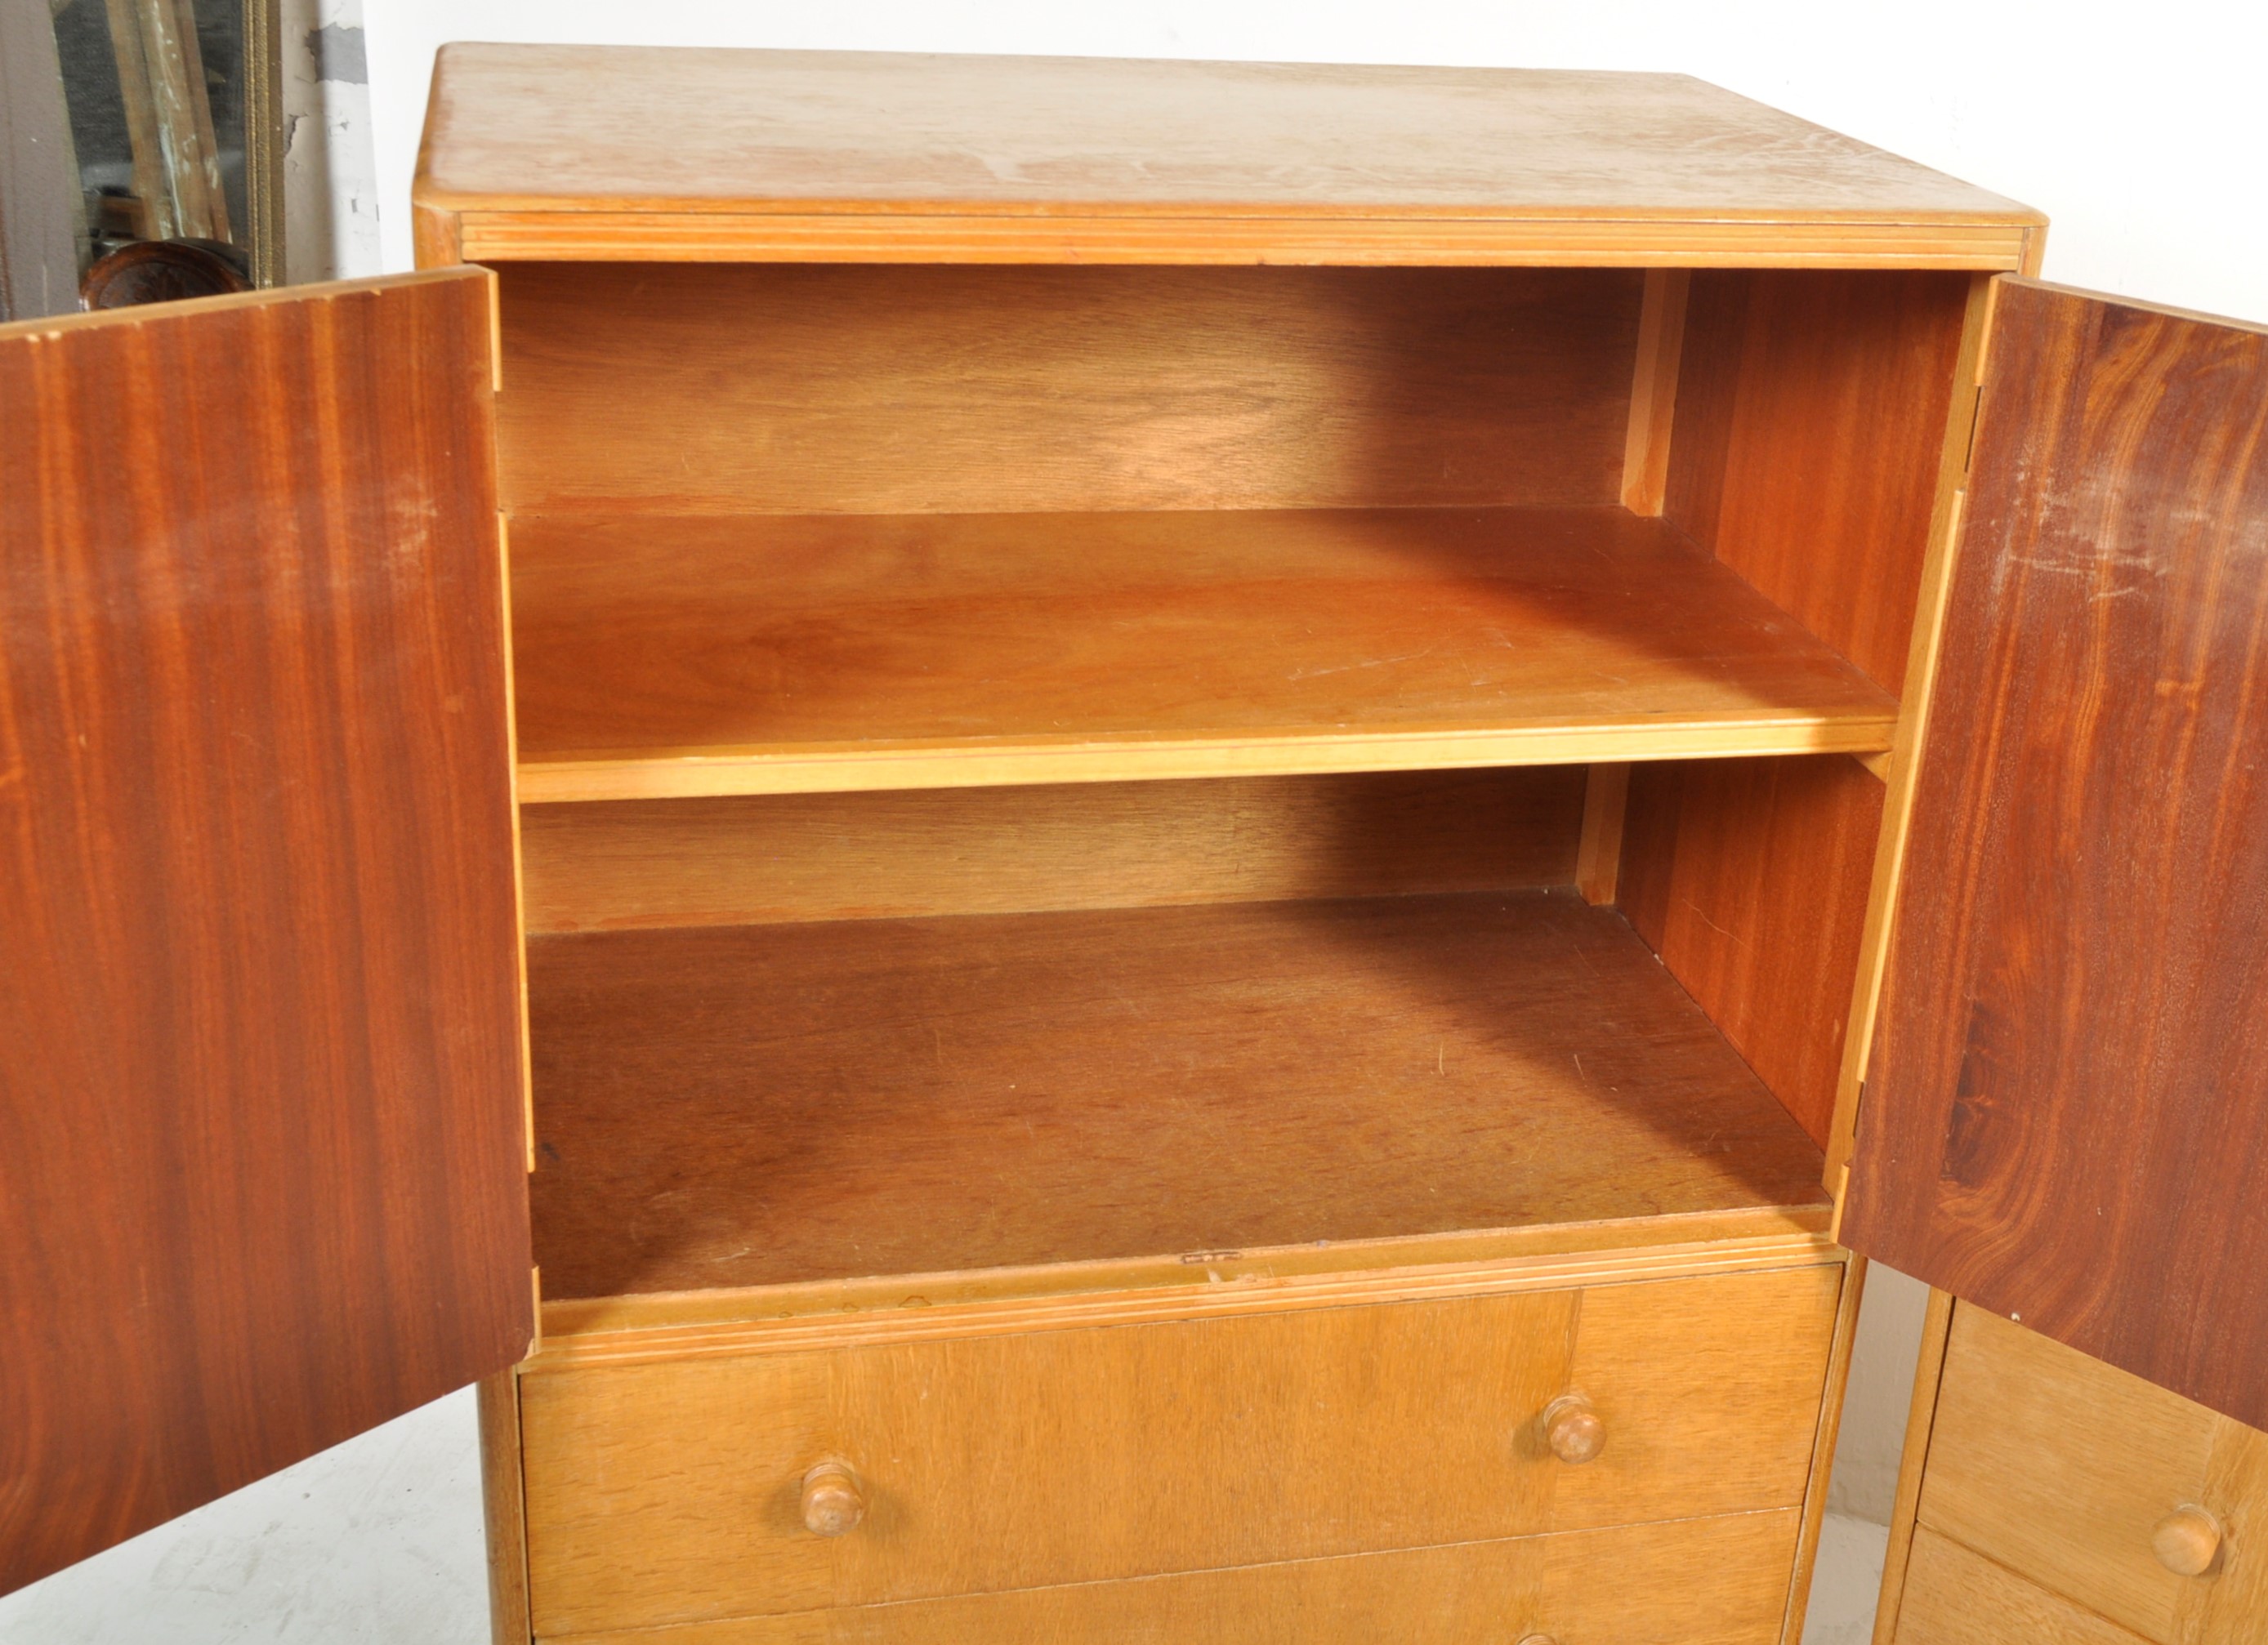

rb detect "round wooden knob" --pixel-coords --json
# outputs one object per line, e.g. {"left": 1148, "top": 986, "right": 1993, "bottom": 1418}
{"left": 2152, "top": 1505, "right": 2223, "bottom": 1576}
{"left": 1516, "top": 1634, "right": 1560, "bottom": 1645}
{"left": 1543, "top": 1394, "right": 1605, "bottom": 1464}
{"left": 801, "top": 1460, "right": 864, "bottom": 1536}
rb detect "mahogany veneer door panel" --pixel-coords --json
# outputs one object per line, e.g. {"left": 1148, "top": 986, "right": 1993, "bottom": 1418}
{"left": 0, "top": 271, "right": 533, "bottom": 1593}
{"left": 1845, "top": 279, "right": 2268, "bottom": 1426}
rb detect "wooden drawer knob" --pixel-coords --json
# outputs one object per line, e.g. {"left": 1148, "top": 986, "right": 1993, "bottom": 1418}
{"left": 1516, "top": 1634, "right": 1560, "bottom": 1645}
{"left": 801, "top": 1460, "right": 864, "bottom": 1536}
{"left": 2152, "top": 1505, "right": 2223, "bottom": 1576}
{"left": 1543, "top": 1394, "right": 1605, "bottom": 1464}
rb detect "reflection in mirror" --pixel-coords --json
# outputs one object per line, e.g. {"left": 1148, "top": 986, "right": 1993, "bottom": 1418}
{"left": 48, "top": 0, "right": 280, "bottom": 303}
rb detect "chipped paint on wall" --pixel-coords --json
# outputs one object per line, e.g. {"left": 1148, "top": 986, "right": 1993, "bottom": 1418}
{"left": 282, "top": 0, "right": 378, "bottom": 281}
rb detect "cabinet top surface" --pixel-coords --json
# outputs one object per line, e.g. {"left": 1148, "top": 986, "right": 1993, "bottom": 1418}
{"left": 416, "top": 44, "right": 2040, "bottom": 266}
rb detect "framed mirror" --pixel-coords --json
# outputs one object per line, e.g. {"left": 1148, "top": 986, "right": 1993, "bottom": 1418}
{"left": 47, "top": 0, "right": 283, "bottom": 301}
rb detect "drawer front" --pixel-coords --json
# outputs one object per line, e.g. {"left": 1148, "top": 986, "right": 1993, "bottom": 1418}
{"left": 522, "top": 1263, "right": 1841, "bottom": 1636}
{"left": 1895, "top": 1527, "right": 2150, "bottom": 1645}
{"left": 1919, "top": 1305, "right": 2212, "bottom": 1642}
{"left": 1916, "top": 1304, "right": 2268, "bottom": 1645}
{"left": 552, "top": 1507, "right": 1801, "bottom": 1645}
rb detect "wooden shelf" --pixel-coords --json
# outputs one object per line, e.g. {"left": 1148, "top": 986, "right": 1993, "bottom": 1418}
{"left": 509, "top": 506, "right": 1899, "bottom": 801}
{"left": 526, "top": 891, "right": 1829, "bottom": 1300}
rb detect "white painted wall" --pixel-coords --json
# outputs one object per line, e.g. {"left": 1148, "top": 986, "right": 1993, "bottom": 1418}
{"left": 281, "top": 0, "right": 381, "bottom": 280}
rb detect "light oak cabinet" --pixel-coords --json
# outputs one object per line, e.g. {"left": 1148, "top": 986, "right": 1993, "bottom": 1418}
{"left": 4, "top": 45, "right": 2265, "bottom": 1645}
{"left": 1879, "top": 1300, "right": 2268, "bottom": 1645}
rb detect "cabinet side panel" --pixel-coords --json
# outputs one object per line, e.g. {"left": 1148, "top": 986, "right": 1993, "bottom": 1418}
{"left": 1620, "top": 754, "right": 1885, "bottom": 1145}
{"left": 492, "top": 262, "right": 1642, "bottom": 515}
{"left": 0, "top": 274, "right": 531, "bottom": 1591}
{"left": 480, "top": 1372, "right": 534, "bottom": 1645}
{"left": 1779, "top": 1255, "right": 1864, "bottom": 1645}
{"left": 1632, "top": 270, "right": 1967, "bottom": 1148}
{"left": 1667, "top": 270, "right": 1971, "bottom": 693}
{"left": 1846, "top": 280, "right": 2268, "bottom": 1429}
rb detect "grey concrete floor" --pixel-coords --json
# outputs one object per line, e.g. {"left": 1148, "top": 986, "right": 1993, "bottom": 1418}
{"left": 0, "top": 1390, "right": 489, "bottom": 1644}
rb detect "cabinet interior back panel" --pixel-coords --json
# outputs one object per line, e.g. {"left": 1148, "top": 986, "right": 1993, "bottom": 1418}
{"left": 493, "top": 263, "right": 1644, "bottom": 515}
{"left": 519, "top": 768, "right": 1586, "bottom": 933}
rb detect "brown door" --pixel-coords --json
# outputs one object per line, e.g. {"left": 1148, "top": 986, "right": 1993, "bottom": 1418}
{"left": 1843, "top": 278, "right": 2268, "bottom": 1428}
{"left": 0, "top": 270, "right": 531, "bottom": 1593}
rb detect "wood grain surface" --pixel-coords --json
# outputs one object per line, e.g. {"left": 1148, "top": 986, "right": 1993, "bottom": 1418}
{"left": 520, "top": 769, "right": 1584, "bottom": 933}
{"left": 1844, "top": 281, "right": 2268, "bottom": 1428}
{"left": 1821, "top": 272, "right": 1999, "bottom": 1214}
{"left": 1922, "top": 1305, "right": 2220, "bottom": 1643}
{"left": 527, "top": 1219, "right": 1842, "bottom": 1373}
{"left": 507, "top": 506, "right": 1900, "bottom": 802}
{"left": 1621, "top": 754, "right": 1886, "bottom": 1145}
{"left": 542, "top": 1509, "right": 1802, "bottom": 1645}
{"left": 442, "top": 212, "right": 2038, "bottom": 270}
{"left": 0, "top": 273, "right": 530, "bottom": 1593}
{"left": 414, "top": 45, "right": 2038, "bottom": 269}
{"left": 480, "top": 1372, "right": 534, "bottom": 1645}
{"left": 1910, "top": 1304, "right": 2268, "bottom": 1645}
{"left": 1546, "top": 270, "right": 1969, "bottom": 1151}
{"left": 525, "top": 891, "right": 1828, "bottom": 1300}
{"left": 1668, "top": 270, "right": 1973, "bottom": 693}
{"left": 517, "top": 1265, "right": 1839, "bottom": 1633}
{"left": 1893, "top": 1529, "right": 2153, "bottom": 1645}
{"left": 1575, "top": 762, "right": 1631, "bottom": 906}
{"left": 1620, "top": 270, "right": 1691, "bottom": 515}
{"left": 495, "top": 263, "right": 1642, "bottom": 516}
{"left": 2193, "top": 1406, "right": 2268, "bottom": 1643}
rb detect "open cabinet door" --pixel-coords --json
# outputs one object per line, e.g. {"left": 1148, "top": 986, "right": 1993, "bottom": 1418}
{"left": 1843, "top": 278, "right": 2268, "bottom": 1428}
{"left": 0, "top": 271, "right": 531, "bottom": 1593}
